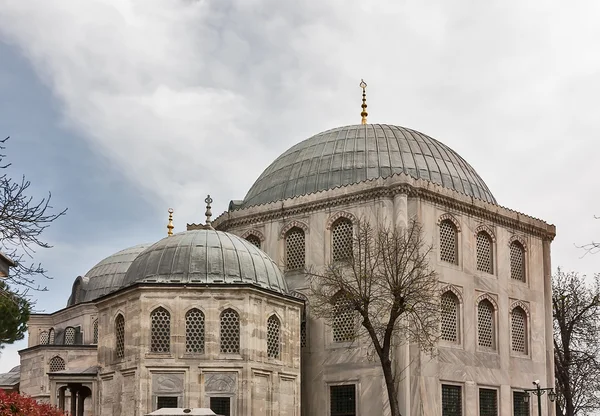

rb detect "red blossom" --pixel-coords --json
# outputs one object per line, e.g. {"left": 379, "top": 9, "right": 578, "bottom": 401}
{"left": 0, "top": 389, "right": 65, "bottom": 416}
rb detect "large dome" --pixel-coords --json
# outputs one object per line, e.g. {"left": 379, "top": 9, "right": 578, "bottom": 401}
{"left": 122, "top": 229, "right": 288, "bottom": 294}
{"left": 242, "top": 124, "right": 496, "bottom": 207}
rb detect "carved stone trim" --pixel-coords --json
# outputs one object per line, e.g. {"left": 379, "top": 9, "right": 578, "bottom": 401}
{"left": 508, "top": 235, "right": 528, "bottom": 251}
{"left": 439, "top": 284, "right": 463, "bottom": 304}
{"left": 205, "top": 373, "right": 237, "bottom": 393}
{"left": 280, "top": 220, "right": 309, "bottom": 239}
{"left": 475, "top": 224, "right": 496, "bottom": 242}
{"left": 510, "top": 300, "right": 530, "bottom": 317}
{"left": 476, "top": 293, "right": 498, "bottom": 310}
{"left": 241, "top": 229, "right": 265, "bottom": 242}
{"left": 289, "top": 290, "right": 309, "bottom": 302}
{"left": 326, "top": 211, "right": 357, "bottom": 230}
{"left": 438, "top": 213, "right": 461, "bottom": 232}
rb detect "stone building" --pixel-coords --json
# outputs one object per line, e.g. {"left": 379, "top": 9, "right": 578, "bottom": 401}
{"left": 4, "top": 87, "right": 556, "bottom": 416}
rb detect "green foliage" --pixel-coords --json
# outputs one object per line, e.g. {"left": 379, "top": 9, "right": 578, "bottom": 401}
{"left": 0, "top": 281, "right": 30, "bottom": 348}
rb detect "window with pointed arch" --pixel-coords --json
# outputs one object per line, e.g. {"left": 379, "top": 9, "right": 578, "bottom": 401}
{"left": 477, "top": 299, "right": 496, "bottom": 350}
{"left": 150, "top": 307, "right": 171, "bottom": 353}
{"left": 64, "top": 327, "right": 76, "bottom": 345}
{"left": 48, "top": 328, "right": 55, "bottom": 345}
{"left": 185, "top": 308, "right": 205, "bottom": 354}
{"left": 220, "top": 308, "right": 240, "bottom": 354}
{"left": 511, "top": 306, "right": 528, "bottom": 354}
{"left": 476, "top": 231, "right": 494, "bottom": 274}
{"left": 115, "top": 314, "right": 125, "bottom": 359}
{"left": 93, "top": 319, "right": 99, "bottom": 344}
{"left": 510, "top": 241, "right": 526, "bottom": 282}
{"left": 245, "top": 234, "right": 261, "bottom": 249}
{"left": 332, "top": 293, "right": 355, "bottom": 343}
{"left": 439, "top": 220, "right": 458, "bottom": 264}
{"left": 440, "top": 291, "right": 460, "bottom": 343}
{"left": 285, "top": 227, "right": 306, "bottom": 271}
{"left": 331, "top": 217, "right": 353, "bottom": 262}
{"left": 49, "top": 356, "right": 65, "bottom": 372}
{"left": 39, "top": 330, "right": 49, "bottom": 345}
{"left": 267, "top": 315, "right": 281, "bottom": 359}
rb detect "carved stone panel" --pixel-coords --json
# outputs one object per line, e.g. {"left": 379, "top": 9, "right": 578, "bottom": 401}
{"left": 205, "top": 373, "right": 237, "bottom": 393}
{"left": 152, "top": 373, "right": 184, "bottom": 395}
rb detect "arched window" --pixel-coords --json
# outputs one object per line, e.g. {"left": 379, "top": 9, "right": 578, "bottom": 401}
{"left": 476, "top": 231, "right": 493, "bottom": 274}
{"left": 48, "top": 328, "right": 55, "bottom": 345}
{"left": 39, "top": 331, "right": 49, "bottom": 345}
{"left": 115, "top": 314, "right": 125, "bottom": 359}
{"left": 246, "top": 234, "right": 261, "bottom": 249}
{"left": 332, "top": 218, "right": 353, "bottom": 262}
{"left": 64, "top": 327, "right": 76, "bottom": 345}
{"left": 220, "top": 309, "right": 240, "bottom": 354}
{"left": 267, "top": 315, "right": 281, "bottom": 359}
{"left": 185, "top": 309, "right": 205, "bottom": 354}
{"left": 332, "top": 293, "right": 355, "bottom": 343}
{"left": 285, "top": 227, "right": 305, "bottom": 270}
{"left": 150, "top": 307, "right": 171, "bottom": 353}
{"left": 49, "top": 356, "right": 65, "bottom": 372}
{"left": 439, "top": 220, "right": 458, "bottom": 264}
{"left": 477, "top": 299, "right": 495, "bottom": 349}
{"left": 511, "top": 307, "right": 527, "bottom": 354}
{"left": 441, "top": 291, "right": 459, "bottom": 343}
{"left": 93, "top": 319, "right": 99, "bottom": 344}
{"left": 510, "top": 241, "right": 526, "bottom": 282}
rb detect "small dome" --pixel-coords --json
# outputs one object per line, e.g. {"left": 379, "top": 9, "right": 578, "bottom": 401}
{"left": 122, "top": 229, "right": 287, "bottom": 294}
{"left": 242, "top": 124, "right": 496, "bottom": 207}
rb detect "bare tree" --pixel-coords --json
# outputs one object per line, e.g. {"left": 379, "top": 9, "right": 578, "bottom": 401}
{"left": 0, "top": 137, "right": 66, "bottom": 291}
{"left": 308, "top": 219, "right": 439, "bottom": 416}
{"left": 553, "top": 269, "right": 600, "bottom": 416}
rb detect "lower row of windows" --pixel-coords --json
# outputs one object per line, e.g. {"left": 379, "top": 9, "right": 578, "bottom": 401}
{"left": 442, "top": 384, "right": 530, "bottom": 416}
{"left": 157, "top": 396, "right": 230, "bottom": 415}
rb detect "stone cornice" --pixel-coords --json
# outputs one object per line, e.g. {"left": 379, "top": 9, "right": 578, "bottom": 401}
{"left": 213, "top": 174, "right": 556, "bottom": 240}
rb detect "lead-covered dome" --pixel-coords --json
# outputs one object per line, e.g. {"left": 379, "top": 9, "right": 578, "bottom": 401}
{"left": 122, "top": 229, "right": 288, "bottom": 294}
{"left": 242, "top": 124, "right": 496, "bottom": 207}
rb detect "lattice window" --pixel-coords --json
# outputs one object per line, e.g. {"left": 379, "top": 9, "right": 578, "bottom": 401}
{"left": 150, "top": 307, "right": 171, "bottom": 353}
{"left": 479, "top": 388, "right": 498, "bottom": 416}
{"left": 300, "top": 321, "right": 307, "bottom": 348}
{"left": 157, "top": 397, "right": 178, "bottom": 409}
{"left": 93, "top": 319, "right": 99, "bottom": 344}
{"left": 476, "top": 232, "right": 493, "bottom": 274}
{"left": 49, "top": 356, "right": 65, "bottom": 372}
{"left": 332, "top": 218, "right": 353, "bottom": 262}
{"left": 210, "top": 397, "right": 231, "bottom": 416}
{"left": 510, "top": 241, "right": 526, "bottom": 282}
{"left": 185, "top": 309, "right": 205, "bottom": 354}
{"left": 330, "top": 385, "right": 356, "bottom": 416}
{"left": 511, "top": 307, "right": 527, "bottom": 353}
{"left": 48, "top": 328, "right": 55, "bottom": 345}
{"left": 285, "top": 227, "right": 305, "bottom": 270}
{"left": 441, "top": 292, "right": 459, "bottom": 343}
{"left": 442, "top": 384, "right": 462, "bottom": 416}
{"left": 513, "top": 391, "right": 530, "bottom": 416}
{"left": 115, "top": 314, "right": 125, "bottom": 359}
{"left": 64, "top": 327, "right": 76, "bottom": 345}
{"left": 246, "top": 234, "right": 261, "bottom": 249}
{"left": 440, "top": 220, "right": 458, "bottom": 264}
{"left": 267, "top": 315, "right": 281, "bottom": 359}
{"left": 332, "top": 295, "right": 355, "bottom": 343}
{"left": 220, "top": 308, "right": 240, "bottom": 354}
{"left": 477, "top": 300, "right": 495, "bottom": 349}
{"left": 39, "top": 331, "right": 49, "bottom": 345}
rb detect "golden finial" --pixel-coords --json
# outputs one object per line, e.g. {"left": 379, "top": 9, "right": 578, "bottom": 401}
{"left": 360, "top": 79, "right": 368, "bottom": 125}
{"left": 167, "top": 208, "right": 174, "bottom": 236}
{"left": 205, "top": 195, "right": 213, "bottom": 226}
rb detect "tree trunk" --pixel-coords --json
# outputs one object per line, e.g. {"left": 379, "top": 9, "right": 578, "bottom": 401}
{"left": 381, "top": 357, "right": 402, "bottom": 416}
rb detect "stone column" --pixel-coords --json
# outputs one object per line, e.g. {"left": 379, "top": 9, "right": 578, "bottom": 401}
{"left": 392, "top": 192, "right": 408, "bottom": 228}
{"left": 70, "top": 387, "right": 78, "bottom": 416}
{"left": 77, "top": 391, "right": 85, "bottom": 416}
{"left": 58, "top": 387, "right": 66, "bottom": 411}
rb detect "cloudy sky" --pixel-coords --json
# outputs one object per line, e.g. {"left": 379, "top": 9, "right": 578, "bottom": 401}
{"left": 1, "top": 0, "right": 599, "bottom": 371}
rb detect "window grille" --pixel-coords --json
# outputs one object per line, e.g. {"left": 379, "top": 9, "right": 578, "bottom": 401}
{"left": 64, "top": 327, "right": 76, "bottom": 345}
{"left": 267, "top": 315, "right": 281, "bottom": 359}
{"left": 442, "top": 384, "right": 462, "bottom": 416}
{"left": 285, "top": 227, "right": 305, "bottom": 270}
{"left": 185, "top": 309, "right": 205, "bottom": 354}
{"left": 49, "top": 356, "right": 65, "bottom": 372}
{"left": 300, "top": 321, "right": 307, "bottom": 348}
{"left": 39, "top": 331, "right": 49, "bottom": 345}
{"left": 246, "top": 234, "right": 261, "bottom": 249}
{"left": 476, "top": 232, "right": 493, "bottom": 274}
{"left": 441, "top": 292, "right": 459, "bottom": 343}
{"left": 48, "top": 328, "right": 55, "bottom": 345}
{"left": 479, "top": 388, "right": 498, "bottom": 416}
{"left": 513, "top": 391, "right": 530, "bottom": 416}
{"left": 330, "top": 385, "right": 356, "bottom": 416}
{"left": 477, "top": 300, "right": 495, "bottom": 349}
{"left": 511, "top": 307, "right": 527, "bottom": 353}
{"left": 210, "top": 397, "right": 231, "bottom": 416}
{"left": 157, "top": 397, "right": 178, "bottom": 409}
{"left": 510, "top": 241, "right": 526, "bottom": 282}
{"left": 220, "top": 309, "right": 240, "bottom": 354}
{"left": 150, "top": 307, "right": 171, "bottom": 353}
{"left": 93, "top": 319, "right": 99, "bottom": 344}
{"left": 440, "top": 220, "right": 458, "bottom": 264}
{"left": 332, "top": 218, "right": 353, "bottom": 262}
{"left": 115, "top": 314, "right": 125, "bottom": 359}
{"left": 333, "top": 295, "right": 355, "bottom": 343}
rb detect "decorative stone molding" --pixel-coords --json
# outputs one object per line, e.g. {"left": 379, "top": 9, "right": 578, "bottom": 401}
{"left": 475, "top": 293, "right": 498, "bottom": 310}
{"left": 326, "top": 211, "right": 357, "bottom": 230}
{"left": 510, "top": 300, "right": 530, "bottom": 317}
{"left": 205, "top": 373, "right": 237, "bottom": 393}
{"left": 437, "top": 213, "right": 461, "bottom": 232}
{"left": 152, "top": 373, "right": 184, "bottom": 394}
{"left": 289, "top": 290, "right": 308, "bottom": 302}
{"left": 439, "top": 284, "right": 463, "bottom": 304}
{"left": 280, "top": 220, "right": 309, "bottom": 239}
{"left": 241, "top": 229, "right": 265, "bottom": 242}
{"left": 508, "top": 235, "right": 528, "bottom": 251}
{"left": 475, "top": 224, "right": 496, "bottom": 242}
